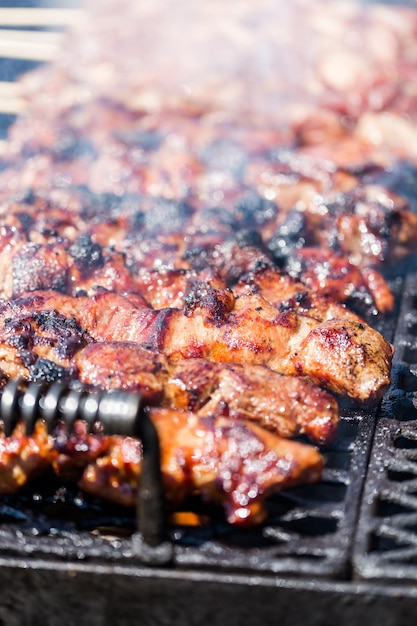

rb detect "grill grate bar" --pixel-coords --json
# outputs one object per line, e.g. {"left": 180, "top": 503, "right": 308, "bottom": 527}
{"left": 354, "top": 267, "right": 417, "bottom": 583}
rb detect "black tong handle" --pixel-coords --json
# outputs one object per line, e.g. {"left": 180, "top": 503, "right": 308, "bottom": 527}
{"left": 0, "top": 379, "right": 166, "bottom": 547}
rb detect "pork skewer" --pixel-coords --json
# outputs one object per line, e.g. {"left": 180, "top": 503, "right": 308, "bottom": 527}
{"left": 74, "top": 343, "right": 340, "bottom": 444}
{"left": 80, "top": 407, "right": 324, "bottom": 526}
{"left": 0, "top": 335, "right": 331, "bottom": 526}
{"left": 0, "top": 304, "right": 340, "bottom": 444}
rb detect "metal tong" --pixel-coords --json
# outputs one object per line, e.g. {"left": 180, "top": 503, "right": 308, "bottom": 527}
{"left": 0, "top": 379, "right": 166, "bottom": 548}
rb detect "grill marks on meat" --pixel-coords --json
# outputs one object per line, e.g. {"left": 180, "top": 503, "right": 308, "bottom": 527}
{"left": 0, "top": 289, "right": 393, "bottom": 403}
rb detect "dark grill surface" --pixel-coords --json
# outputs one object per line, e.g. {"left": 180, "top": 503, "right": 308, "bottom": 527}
{"left": 354, "top": 268, "right": 417, "bottom": 583}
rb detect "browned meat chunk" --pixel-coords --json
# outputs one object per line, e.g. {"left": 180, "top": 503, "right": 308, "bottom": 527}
{"left": 0, "top": 289, "right": 393, "bottom": 403}
{"left": 79, "top": 408, "right": 324, "bottom": 526}
{"left": 74, "top": 343, "right": 339, "bottom": 443}
{"left": 0, "top": 406, "right": 324, "bottom": 526}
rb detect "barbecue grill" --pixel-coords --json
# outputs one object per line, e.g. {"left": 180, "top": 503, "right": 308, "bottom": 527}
{"left": 0, "top": 268, "right": 411, "bottom": 626}
{"left": 1, "top": 2, "right": 417, "bottom": 625}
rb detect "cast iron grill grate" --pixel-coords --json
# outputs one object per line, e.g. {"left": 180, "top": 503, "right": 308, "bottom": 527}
{"left": 354, "top": 268, "right": 417, "bottom": 582}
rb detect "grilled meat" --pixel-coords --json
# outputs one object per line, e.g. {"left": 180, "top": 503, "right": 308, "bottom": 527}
{"left": 235, "top": 266, "right": 367, "bottom": 323}
{"left": 0, "top": 405, "right": 323, "bottom": 526}
{"left": 0, "top": 289, "right": 393, "bottom": 403}
{"left": 0, "top": 307, "right": 340, "bottom": 444}
{"left": 0, "top": 0, "right": 414, "bottom": 520}
{"left": 74, "top": 343, "right": 339, "bottom": 443}
{"left": 0, "top": 189, "right": 396, "bottom": 314}
{"left": 78, "top": 408, "right": 324, "bottom": 526}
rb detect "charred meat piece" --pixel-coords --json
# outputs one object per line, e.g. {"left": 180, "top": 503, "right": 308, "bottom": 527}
{"left": 284, "top": 248, "right": 395, "bottom": 315}
{"left": 0, "top": 308, "right": 91, "bottom": 382}
{"left": 0, "top": 405, "right": 323, "bottom": 526}
{"left": 235, "top": 265, "right": 366, "bottom": 323}
{"left": 0, "top": 289, "right": 393, "bottom": 402}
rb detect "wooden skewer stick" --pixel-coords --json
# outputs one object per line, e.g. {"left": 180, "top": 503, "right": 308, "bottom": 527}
{"left": 0, "top": 81, "right": 21, "bottom": 98}
{"left": 0, "top": 82, "right": 26, "bottom": 115}
{"left": 0, "top": 24, "right": 68, "bottom": 62}
{"left": 0, "top": 8, "right": 85, "bottom": 28}
{"left": 0, "top": 96, "right": 26, "bottom": 115}
{"left": 0, "top": 38, "right": 61, "bottom": 62}
{"left": 0, "top": 29, "right": 64, "bottom": 46}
